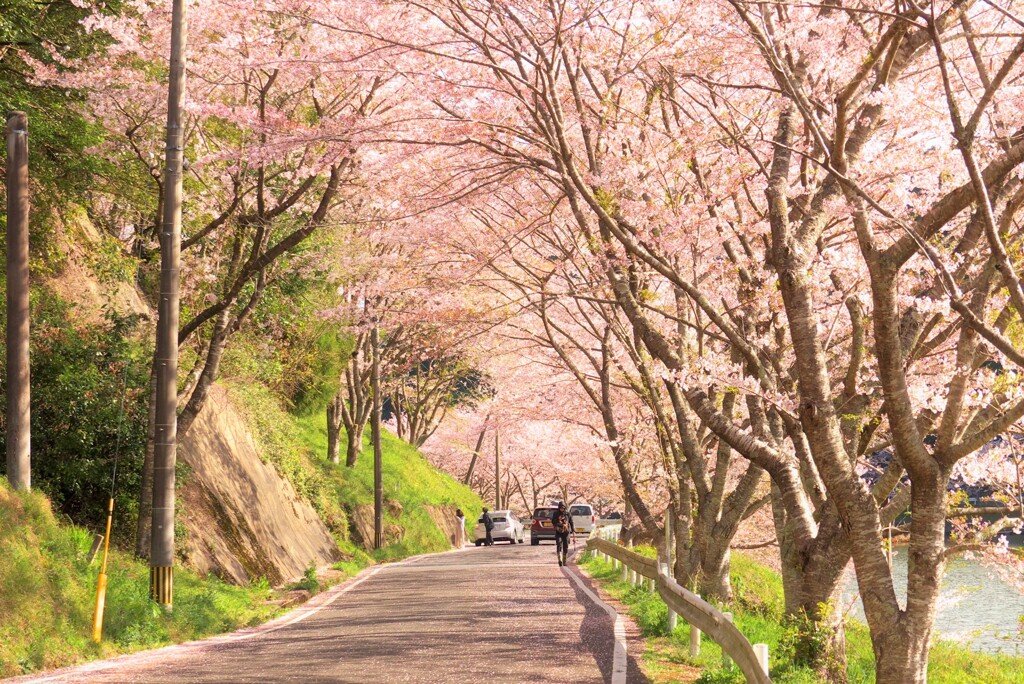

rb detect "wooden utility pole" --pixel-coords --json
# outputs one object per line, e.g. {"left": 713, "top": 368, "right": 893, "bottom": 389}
{"left": 371, "top": 325, "right": 383, "bottom": 549}
{"left": 5, "top": 111, "right": 30, "bottom": 491}
{"left": 494, "top": 432, "right": 501, "bottom": 509}
{"left": 150, "top": 0, "right": 187, "bottom": 608}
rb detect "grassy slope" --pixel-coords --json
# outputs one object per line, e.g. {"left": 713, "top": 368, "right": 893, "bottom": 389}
{"left": 225, "top": 381, "right": 484, "bottom": 563}
{"left": 580, "top": 551, "right": 1024, "bottom": 684}
{"left": 0, "top": 481, "right": 277, "bottom": 678}
{"left": 0, "top": 383, "right": 482, "bottom": 678}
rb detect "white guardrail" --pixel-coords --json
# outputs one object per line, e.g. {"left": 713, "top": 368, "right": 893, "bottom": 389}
{"left": 586, "top": 518, "right": 772, "bottom": 684}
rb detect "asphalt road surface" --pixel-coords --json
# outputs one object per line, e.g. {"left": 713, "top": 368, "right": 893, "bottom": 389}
{"left": 17, "top": 542, "right": 646, "bottom": 683}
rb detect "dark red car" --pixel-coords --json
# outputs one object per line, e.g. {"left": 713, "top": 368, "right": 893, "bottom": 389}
{"left": 530, "top": 506, "right": 559, "bottom": 545}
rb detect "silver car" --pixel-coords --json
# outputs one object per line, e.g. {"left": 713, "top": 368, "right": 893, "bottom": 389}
{"left": 474, "top": 510, "right": 525, "bottom": 545}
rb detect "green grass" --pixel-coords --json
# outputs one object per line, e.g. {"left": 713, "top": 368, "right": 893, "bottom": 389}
{"left": 0, "top": 481, "right": 279, "bottom": 678}
{"left": 580, "top": 551, "right": 1024, "bottom": 684}
{"left": 225, "top": 381, "right": 484, "bottom": 563}
{"left": 1, "top": 382, "right": 483, "bottom": 678}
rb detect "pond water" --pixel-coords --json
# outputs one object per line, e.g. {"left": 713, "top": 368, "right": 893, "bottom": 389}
{"left": 841, "top": 548, "right": 1024, "bottom": 655}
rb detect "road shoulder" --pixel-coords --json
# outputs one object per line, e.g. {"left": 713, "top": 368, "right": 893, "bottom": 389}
{"left": 8, "top": 547, "right": 469, "bottom": 684}
{"left": 568, "top": 552, "right": 652, "bottom": 683}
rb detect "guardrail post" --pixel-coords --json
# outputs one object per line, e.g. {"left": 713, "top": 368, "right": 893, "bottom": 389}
{"left": 630, "top": 569, "right": 637, "bottom": 585}
{"left": 621, "top": 562, "right": 628, "bottom": 581}
{"left": 722, "top": 612, "right": 734, "bottom": 670}
{"left": 667, "top": 607, "right": 677, "bottom": 632}
{"left": 648, "top": 578, "right": 655, "bottom": 593}
{"left": 754, "top": 643, "right": 769, "bottom": 675}
{"left": 688, "top": 593, "right": 701, "bottom": 658}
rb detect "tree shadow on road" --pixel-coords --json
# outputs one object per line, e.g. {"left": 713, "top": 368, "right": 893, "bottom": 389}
{"left": 565, "top": 564, "right": 649, "bottom": 684}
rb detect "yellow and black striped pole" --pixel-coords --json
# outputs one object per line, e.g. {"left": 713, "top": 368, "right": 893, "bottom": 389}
{"left": 150, "top": 565, "right": 173, "bottom": 606}
{"left": 91, "top": 497, "right": 114, "bottom": 642}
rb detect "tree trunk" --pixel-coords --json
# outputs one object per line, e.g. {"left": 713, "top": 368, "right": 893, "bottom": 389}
{"left": 794, "top": 580, "right": 848, "bottom": 683}
{"left": 770, "top": 486, "right": 852, "bottom": 681}
{"left": 693, "top": 544, "right": 732, "bottom": 604}
{"left": 672, "top": 483, "right": 695, "bottom": 588}
{"left": 674, "top": 511, "right": 733, "bottom": 604}
{"left": 622, "top": 495, "right": 634, "bottom": 547}
{"left": 345, "top": 422, "right": 364, "bottom": 468}
{"left": 463, "top": 419, "right": 489, "bottom": 485}
{"left": 337, "top": 333, "right": 371, "bottom": 468}
{"left": 327, "top": 395, "right": 342, "bottom": 464}
{"left": 177, "top": 308, "right": 231, "bottom": 438}
{"left": 867, "top": 474, "right": 947, "bottom": 684}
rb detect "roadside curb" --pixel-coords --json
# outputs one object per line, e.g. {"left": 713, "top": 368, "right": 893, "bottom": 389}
{"left": 564, "top": 550, "right": 628, "bottom": 684}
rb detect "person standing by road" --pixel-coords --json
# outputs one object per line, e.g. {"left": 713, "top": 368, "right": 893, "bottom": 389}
{"left": 481, "top": 507, "right": 495, "bottom": 546}
{"left": 454, "top": 509, "right": 466, "bottom": 547}
{"left": 551, "top": 502, "right": 573, "bottom": 566}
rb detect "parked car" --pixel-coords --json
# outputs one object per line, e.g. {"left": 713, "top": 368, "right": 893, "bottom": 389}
{"left": 474, "top": 510, "right": 525, "bottom": 545}
{"left": 570, "top": 503, "right": 596, "bottom": 535}
{"left": 531, "top": 506, "right": 559, "bottom": 545}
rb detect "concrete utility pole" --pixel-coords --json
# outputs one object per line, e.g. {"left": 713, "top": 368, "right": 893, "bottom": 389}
{"left": 150, "top": 0, "right": 187, "bottom": 608}
{"left": 371, "top": 325, "right": 383, "bottom": 549}
{"left": 5, "top": 111, "right": 30, "bottom": 491}
{"left": 494, "top": 432, "right": 501, "bottom": 509}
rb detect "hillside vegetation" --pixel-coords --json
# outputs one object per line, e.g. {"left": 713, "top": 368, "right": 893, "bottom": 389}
{"left": 0, "top": 481, "right": 277, "bottom": 677}
{"left": 226, "top": 380, "right": 483, "bottom": 563}
{"left": 0, "top": 379, "right": 482, "bottom": 678}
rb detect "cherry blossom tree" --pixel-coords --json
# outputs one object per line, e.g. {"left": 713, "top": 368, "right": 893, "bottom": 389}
{"left": 345, "top": 0, "right": 1024, "bottom": 679}
{"left": 40, "top": 0, "right": 410, "bottom": 555}
{"left": 31, "top": 0, "right": 1024, "bottom": 680}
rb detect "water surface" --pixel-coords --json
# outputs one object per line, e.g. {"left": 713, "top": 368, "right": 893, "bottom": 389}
{"left": 842, "top": 549, "right": 1024, "bottom": 654}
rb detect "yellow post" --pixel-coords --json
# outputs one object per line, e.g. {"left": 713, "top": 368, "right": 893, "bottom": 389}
{"left": 92, "top": 497, "right": 114, "bottom": 643}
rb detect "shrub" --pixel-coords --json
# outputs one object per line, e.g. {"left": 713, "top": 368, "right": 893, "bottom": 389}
{"left": 0, "top": 289, "right": 150, "bottom": 545}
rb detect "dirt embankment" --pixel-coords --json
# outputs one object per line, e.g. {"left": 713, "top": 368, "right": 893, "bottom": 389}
{"left": 48, "top": 212, "right": 151, "bottom": 324}
{"left": 49, "top": 212, "right": 340, "bottom": 586}
{"left": 178, "top": 384, "right": 340, "bottom": 585}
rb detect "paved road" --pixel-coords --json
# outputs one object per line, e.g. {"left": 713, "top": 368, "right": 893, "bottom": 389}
{"left": 18, "top": 543, "right": 645, "bottom": 683}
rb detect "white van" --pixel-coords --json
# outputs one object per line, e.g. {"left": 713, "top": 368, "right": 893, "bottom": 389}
{"left": 569, "top": 503, "right": 595, "bottom": 535}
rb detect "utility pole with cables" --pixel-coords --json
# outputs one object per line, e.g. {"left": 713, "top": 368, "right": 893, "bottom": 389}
{"left": 150, "top": 0, "right": 187, "bottom": 609}
{"left": 494, "top": 432, "right": 501, "bottom": 510}
{"left": 5, "top": 111, "right": 30, "bottom": 491}
{"left": 371, "top": 324, "right": 383, "bottom": 549}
